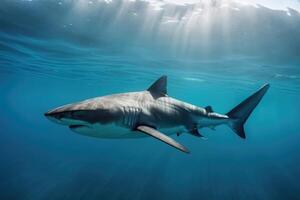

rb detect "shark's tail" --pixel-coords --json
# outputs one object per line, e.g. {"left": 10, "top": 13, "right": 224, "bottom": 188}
{"left": 226, "top": 84, "right": 270, "bottom": 139}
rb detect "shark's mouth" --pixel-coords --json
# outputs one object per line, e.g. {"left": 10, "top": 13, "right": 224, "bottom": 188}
{"left": 69, "top": 125, "right": 87, "bottom": 129}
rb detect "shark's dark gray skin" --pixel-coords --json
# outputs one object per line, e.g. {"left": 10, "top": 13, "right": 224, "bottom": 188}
{"left": 45, "top": 76, "right": 269, "bottom": 153}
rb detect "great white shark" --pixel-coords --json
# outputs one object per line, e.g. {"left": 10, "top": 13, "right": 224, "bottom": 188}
{"left": 45, "top": 76, "right": 269, "bottom": 153}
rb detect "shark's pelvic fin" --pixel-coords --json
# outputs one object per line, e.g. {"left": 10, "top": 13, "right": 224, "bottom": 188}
{"left": 227, "top": 83, "right": 270, "bottom": 139}
{"left": 147, "top": 75, "right": 167, "bottom": 98}
{"left": 136, "top": 125, "right": 190, "bottom": 154}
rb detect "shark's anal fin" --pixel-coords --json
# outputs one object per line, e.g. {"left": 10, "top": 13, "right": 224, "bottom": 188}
{"left": 189, "top": 129, "right": 207, "bottom": 139}
{"left": 136, "top": 125, "right": 190, "bottom": 154}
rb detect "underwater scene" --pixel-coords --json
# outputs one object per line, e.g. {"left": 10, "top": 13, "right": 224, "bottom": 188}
{"left": 1, "top": 0, "right": 300, "bottom": 199}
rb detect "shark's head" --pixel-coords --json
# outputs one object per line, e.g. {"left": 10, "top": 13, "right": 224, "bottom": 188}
{"left": 44, "top": 98, "right": 122, "bottom": 130}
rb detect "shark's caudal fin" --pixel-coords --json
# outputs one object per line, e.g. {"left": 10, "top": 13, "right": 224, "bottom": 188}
{"left": 227, "top": 84, "right": 270, "bottom": 139}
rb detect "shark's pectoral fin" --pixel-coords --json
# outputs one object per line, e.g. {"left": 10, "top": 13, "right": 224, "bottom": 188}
{"left": 136, "top": 125, "right": 190, "bottom": 154}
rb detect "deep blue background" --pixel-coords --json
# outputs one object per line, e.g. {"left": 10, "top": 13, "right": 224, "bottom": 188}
{"left": 1, "top": 1, "right": 300, "bottom": 199}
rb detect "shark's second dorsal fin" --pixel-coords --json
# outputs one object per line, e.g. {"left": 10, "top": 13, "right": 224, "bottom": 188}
{"left": 205, "top": 106, "right": 214, "bottom": 113}
{"left": 147, "top": 75, "right": 167, "bottom": 97}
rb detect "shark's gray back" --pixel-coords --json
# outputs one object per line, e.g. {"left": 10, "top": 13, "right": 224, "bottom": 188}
{"left": 96, "top": 91, "right": 204, "bottom": 129}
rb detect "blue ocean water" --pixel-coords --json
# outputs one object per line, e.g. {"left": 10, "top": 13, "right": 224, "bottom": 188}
{"left": 1, "top": 1, "right": 300, "bottom": 199}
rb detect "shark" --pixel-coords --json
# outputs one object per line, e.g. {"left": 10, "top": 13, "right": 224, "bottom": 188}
{"left": 45, "top": 76, "right": 269, "bottom": 153}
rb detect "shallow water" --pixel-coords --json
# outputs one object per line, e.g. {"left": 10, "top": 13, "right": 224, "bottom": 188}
{"left": 1, "top": 1, "right": 300, "bottom": 199}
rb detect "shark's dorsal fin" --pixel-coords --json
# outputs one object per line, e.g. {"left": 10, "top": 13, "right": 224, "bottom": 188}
{"left": 205, "top": 106, "right": 214, "bottom": 113}
{"left": 147, "top": 75, "right": 167, "bottom": 97}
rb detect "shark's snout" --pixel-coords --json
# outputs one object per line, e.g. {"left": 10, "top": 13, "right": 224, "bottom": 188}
{"left": 44, "top": 104, "right": 94, "bottom": 126}
{"left": 45, "top": 103, "right": 77, "bottom": 119}
{"left": 44, "top": 110, "right": 61, "bottom": 118}
{"left": 44, "top": 103, "right": 82, "bottom": 124}
{"left": 44, "top": 109, "right": 71, "bottom": 125}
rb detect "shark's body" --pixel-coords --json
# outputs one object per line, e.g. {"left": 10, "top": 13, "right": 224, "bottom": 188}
{"left": 45, "top": 76, "right": 269, "bottom": 153}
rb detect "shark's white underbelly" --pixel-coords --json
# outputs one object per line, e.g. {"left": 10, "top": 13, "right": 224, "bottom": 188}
{"left": 70, "top": 123, "right": 184, "bottom": 139}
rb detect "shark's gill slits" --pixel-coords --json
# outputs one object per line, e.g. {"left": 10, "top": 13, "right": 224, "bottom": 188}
{"left": 121, "top": 106, "right": 141, "bottom": 129}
